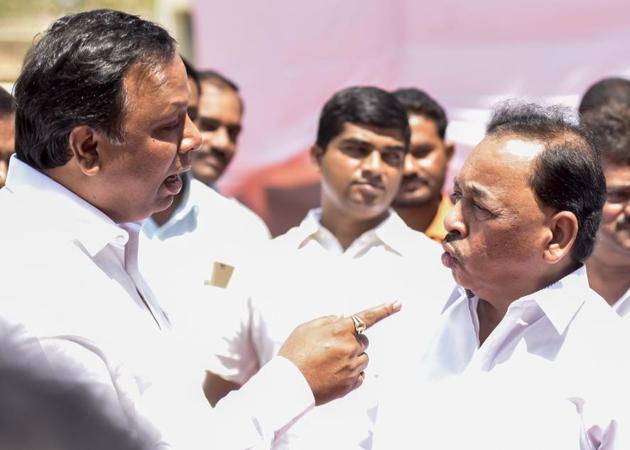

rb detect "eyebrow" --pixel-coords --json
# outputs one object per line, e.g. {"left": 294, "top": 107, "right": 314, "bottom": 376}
{"left": 340, "top": 138, "right": 372, "bottom": 147}
{"left": 454, "top": 180, "right": 496, "bottom": 202}
{"left": 607, "top": 183, "right": 630, "bottom": 190}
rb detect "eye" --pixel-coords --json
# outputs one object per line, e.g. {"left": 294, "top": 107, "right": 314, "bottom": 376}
{"left": 606, "top": 190, "right": 630, "bottom": 204}
{"left": 199, "top": 118, "right": 220, "bottom": 132}
{"left": 411, "top": 144, "right": 433, "bottom": 158}
{"left": 470, "top": 202, "right": 494, "bottom": 220}
{"left": 450, "top": 190, "right": 462, "bottom": 203}
{"left": 227, "top": 125, "right": 242, "bottom": 142}
{"left": 187, "top": 107, "right": 198, "bottom": 122}
{"left": 161, "top": 122, "right": 179, "bottom": 131}
{"left": 381, "top": 149, "right": 404, "bottom": 166}
{"left": 341, "top": 144, "right": 369, "bottom": 159}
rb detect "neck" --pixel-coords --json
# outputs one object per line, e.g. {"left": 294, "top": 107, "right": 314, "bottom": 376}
{"left": 476, "top": 260, "right": 580, "bottom": 344}
{"left": 586, "top": 255, "right": 630, "bottom": 306}
{"left": 320, "top": 203, "right": 389, "bottom": 251}
{"left": 393, "top": 195, "right": 441, "bottom": 232}
{"left": 476, "top": 299, "right": 507, "bottom": 345}
{"left": 152, "top": 189, "right": 184, "bottom": 227}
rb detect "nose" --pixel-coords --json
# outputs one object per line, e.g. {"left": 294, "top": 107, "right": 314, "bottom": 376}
{"left": 403, "top": 153, "right": 418, "bottom": 175}
{"left": 180, "top": 113, "right": 202, "bottom": 157}
{"left": 209, "top": 125, "right": 232, "bottom": 151}
{"left": 361, "top": 150, "right": 384, "bottom": 175}
{"left": 443, "top": 197, "right": 467, "bottom": 238}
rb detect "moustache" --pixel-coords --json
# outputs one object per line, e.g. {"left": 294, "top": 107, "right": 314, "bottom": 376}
{"left": 194, "top": 147, "right": 229, "bottom": 164}
{"left": 615, "top": 217, "right": 630, "bottom": 231}
{"left": 443, "top": 231, "right": 460, "bottom": 244}
{"left": 402, "top": 174, "right": 431, "bottom": 185}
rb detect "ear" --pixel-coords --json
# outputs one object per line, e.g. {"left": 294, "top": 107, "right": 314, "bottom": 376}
{"left": 542, "top": 211, "right": 578, "bottom": 264}
{"left": 68, "top": 126, "right": 101, "bottom": 176}
{"left": 310, "top": 144, "right": 324, "bottom": 168}
{"left": 444, "top": 141, "right": 455, "bottom": 162}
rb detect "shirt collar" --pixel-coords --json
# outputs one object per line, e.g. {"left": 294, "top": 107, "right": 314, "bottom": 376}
{"left": 446, "top": 265, "right": 589, "bottom": 336}
{"left": 612, "top": 286, "right": 630, "bottom": 315}
{"left": 294, "top": 208, "right": 414, "bottom": 255}
{"left": 143, "top": 171, "right": 199, "bottom": 238}
{"left": 5, "top": 155, "right": 132, "bottom": 256}
{"left": 520, "top": 265, "right": 588, "bottom": 335}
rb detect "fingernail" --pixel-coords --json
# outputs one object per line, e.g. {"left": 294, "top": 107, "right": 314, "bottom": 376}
{"left": 391, "top": 301, "right": 402, "bottom": 311}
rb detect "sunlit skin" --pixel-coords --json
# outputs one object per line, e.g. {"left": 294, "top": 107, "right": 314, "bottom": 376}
{"left": 312, "top": 122, "right": 406, "bottom": 250}
{"left": 441, "top": 135, "right": 579, "bottom": 343}
{"left": 586, "top": 162, "right": 630, "bottom": 305}
{"left": 0, "top": 112, "right": 15, "bottom": 189}
{"left": 46, "top": 55, "right": 202, "bottom": 223}
{"left": 191, "top": 82, "right": 242, "bottom": 185}
{"left": 151, "top": 74, "right": 201, "bottom": 227}
{"left": 393, "top": 114, "right": 454, "bottom": 232}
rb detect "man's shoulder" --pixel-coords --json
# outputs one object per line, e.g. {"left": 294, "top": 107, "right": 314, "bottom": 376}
{"left": 385, "top": 212, "right": 445, "bottom": 259}
{"left": 191, "top": 179, "right": 269, "bottom": 238}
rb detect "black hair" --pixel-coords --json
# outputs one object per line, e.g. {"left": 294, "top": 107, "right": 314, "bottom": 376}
{"left": 581, "top": 102, "right": 630, "bottom": 166}
{"left": 198, "top": 69, "right": 239, "bottom": 92}
{"left": 578, "top": 77, "right": 630, "bottom": 115}
{"left": 181, "top": 55, "right": 201, "bottom": 97}
{"left": 392, "top": 88, "right": 448, "bottom": 139}
{"left": 487, "top": 102, "right": 605, "bottom": 263}
{"left": 0, "top": 86, "right": 15, "bottom": 117}
{"left": 316, "top": 86, "right": 410, "bottom": 151}
{"left": 14, "top": 9, "right": 177, "bottom": 170}
{"left": 197, "top": 69, "right": 243, "bottom": 114}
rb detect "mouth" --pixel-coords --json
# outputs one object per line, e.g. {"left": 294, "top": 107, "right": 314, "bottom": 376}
{"left": 163, "top": 173, "right": 184, "bottom": 195}
{"left": 616, "top": 219, "right": 630, "bottom": 232}
{"left": 354, "top": 180, "right": 385, "bottom": 190}
{"left": 401, "top": 176, "right": 429, "bottom": 192}
{"left": 194, "top": 149, "right": 228, "bottom": 170}
{"left": 441, "top": 243, "right": 459, "bottom": 269}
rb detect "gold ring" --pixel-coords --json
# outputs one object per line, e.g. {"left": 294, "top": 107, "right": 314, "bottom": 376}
{"left": 351, "top": 315, "right": 367, "bottom": 334}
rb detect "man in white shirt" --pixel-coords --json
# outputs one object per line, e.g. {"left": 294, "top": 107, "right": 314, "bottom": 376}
{"left": 191, "top": 69, "right": 245, "bottom": 187}
{"left": 140, "top": 62, "right": 269, "bottom": 361}
{"left": 391, "top": 88, "right": 455, "bottom": 242}
{"left": 578, "top": 89, "right": 630, "bottom": 316}
{"left": 0, "top": 9, "right": 401, "bottom": 449}
{"left": 205, "top": 86, "right": 454, "bottom": 449}
{"left": 374, "top": 103, "right": 630, "bottom": 449}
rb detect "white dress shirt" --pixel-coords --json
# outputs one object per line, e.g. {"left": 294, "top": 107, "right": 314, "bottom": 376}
{"left": 208, "top": 208, "right": 455, "bottom": 449}
{"left": 140, "top": 173, "right": 269, "bottom": 333}
{"left": 612, "top": 287, "right": 630, "bottom": 317}
{"left": 0, "top": 156, "right": 313, "bottom": 449}
{"left": 373, "top": 267, "right": 630, "bottom": 450}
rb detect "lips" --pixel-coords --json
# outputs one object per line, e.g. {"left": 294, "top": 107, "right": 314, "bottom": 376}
{"left": 616, "top": 219, "right": 630, "bottom": 232}
{"left": 194, "top": 149, "right": 228, "bottom": 170}
{"left": 354, "top": 180, "right": 385, "bottom": 190}
{"left": 401, "top": 176, "right": 429, "bottom": 191}
{"left": 441, "top": 243, "right": 460, "bottom": 269}
{"left": 163, "top": 173, "right": 183, "bottom": 195}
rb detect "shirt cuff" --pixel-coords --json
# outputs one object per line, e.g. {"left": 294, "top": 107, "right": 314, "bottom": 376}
{"left": 228, "top": 355, "right": 315, "bottom": 439}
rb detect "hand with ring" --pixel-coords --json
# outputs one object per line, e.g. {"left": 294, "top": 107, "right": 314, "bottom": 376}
{"left": 279, "top": 301, "right": 402, "bottom": 406}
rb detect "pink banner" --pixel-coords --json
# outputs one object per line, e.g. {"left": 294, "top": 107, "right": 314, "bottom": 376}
{"left": 193, "top": 0, "right": 630, "bottom": 235}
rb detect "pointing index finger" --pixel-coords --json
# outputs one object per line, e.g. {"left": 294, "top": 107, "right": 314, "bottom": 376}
{"left": 350, "top": 301, "right": 402, "bottom": 331}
